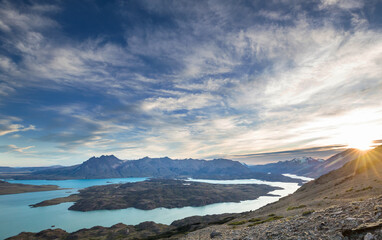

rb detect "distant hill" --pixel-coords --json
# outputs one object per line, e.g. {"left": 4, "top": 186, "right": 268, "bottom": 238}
{"left": 249, "top": 149, "right": 364, "bottom": 178}
{"left": 5, "top": 156, "right": 301, "bottom": 182}
{"left": 303, "top": 148, "right": 364, "bottom": 178}
{"left": 249, "top": 157, "right": 324, "bottom": 176}
{"left": 0, "top": 166, "right": 62, "bottom": 173}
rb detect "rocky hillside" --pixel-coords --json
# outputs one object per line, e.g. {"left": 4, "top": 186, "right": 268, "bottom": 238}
{"left": 180, "top": 145, "right": 382, "bottom": 239}
{"left": 184, "top": 195, "right": 382, "bottom": 240}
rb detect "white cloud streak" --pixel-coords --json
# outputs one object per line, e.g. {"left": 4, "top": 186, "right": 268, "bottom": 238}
{"left": 1, "top": 0, "right": 381, "bottom": 165}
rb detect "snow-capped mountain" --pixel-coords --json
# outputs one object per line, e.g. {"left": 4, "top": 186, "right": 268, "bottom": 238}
{"left": 249, "top": 157, "right": 324, "bottom": 176}
{"left": 249, "top": 149, "right": 365, "bottom": 178}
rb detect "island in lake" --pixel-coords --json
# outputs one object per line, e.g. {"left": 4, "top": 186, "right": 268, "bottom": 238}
{"left": 0, "top": 180, "right": 61, "bottom": 195}
{"left": 31, "top": 179, "right": 280, "bottom": 211}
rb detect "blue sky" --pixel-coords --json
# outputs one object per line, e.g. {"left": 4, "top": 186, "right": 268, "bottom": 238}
{"left": 0, "top": 0, "right": 382, "bottom": 166}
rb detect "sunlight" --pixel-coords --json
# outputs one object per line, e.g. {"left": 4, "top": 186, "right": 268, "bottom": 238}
{"left": 331, "top": 109, "right": 381, "bottom": 152}
{"left": 348, "top": 139, "right": 373, "bottom": 151}
{"left": 346, "top": 130, "right": 374, "bottom": 151}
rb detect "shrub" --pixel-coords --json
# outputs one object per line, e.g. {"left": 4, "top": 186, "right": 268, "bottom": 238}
{"left": 228, "top": 220, "right": 247, "bottom": 226}
{"left": 302, "top": 210, "right": 315, "bottom": 216}
{"left": 247, "top": 216, "right": 283, "bottom": 227}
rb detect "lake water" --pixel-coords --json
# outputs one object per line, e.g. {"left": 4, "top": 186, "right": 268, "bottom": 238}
{"left": 282, "top": 173, "right": 314, "bottom": 182}
{"left": 0, "top": 177, "right": 302, "bottom": 239}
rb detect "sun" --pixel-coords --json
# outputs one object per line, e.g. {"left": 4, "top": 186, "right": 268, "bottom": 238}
{"left": 347, "top": 137, "right": 373, "bottom": 151}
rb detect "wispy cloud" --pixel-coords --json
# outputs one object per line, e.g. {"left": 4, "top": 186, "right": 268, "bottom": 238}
{"left": 0, "top": 144, "right": 34, "bottom": 153}
{"left": 0, "top": 117, "right": 35, "bottom": 136}
{"left": 0, "top": 0, "right": 381, "bottom": 166}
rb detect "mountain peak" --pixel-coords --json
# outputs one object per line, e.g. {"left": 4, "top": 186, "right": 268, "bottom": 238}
{"left": 290, "top": 157, "right": 324, "bottom": 164}
{"left": 84, "top": 155, "right": 122, "bottom": 165}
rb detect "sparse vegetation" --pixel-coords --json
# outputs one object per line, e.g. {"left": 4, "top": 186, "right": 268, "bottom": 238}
{"left": 356, "top": 186, "right": 373, "bottom": 192}
{"left": 346, "top": 187, "right": 353, "bottom": 192}
{"left": 248, "top": 218, "right": 262, "bottom": 222}
{"left": 228, "top": 220, "right": 247, "bottom": 226}
{"left": 302, "top": 210, "right": 315, "bottom": 216}
{"left": 247, "top": 216, "right": 283, "bottom": 227}
{"left": 287, "top": 205, "right": 307, "bottom": 211}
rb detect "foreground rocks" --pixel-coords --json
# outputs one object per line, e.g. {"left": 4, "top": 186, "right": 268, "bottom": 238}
{"left": 7, "top": 214, "right": 237, "bottom": 240}
{"left": 0, "top": 180, "right": 61, "bottom": 195}
{"left": 7, "top": 221, "right": 173, "bottom": 240}
{"left": 31, "top": 179, "right": 280, "bottom": 211}
{"left": 182, "top": 195, "right": 382, "bottom": 240}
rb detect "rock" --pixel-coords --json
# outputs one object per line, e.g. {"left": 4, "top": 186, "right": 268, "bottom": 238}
{"left": 315, "top": 222, "right": 325, "bottom": 231}
{"left": 364, "top": 232, "right": 375, "bottom": 240}
{"left": 210, "top": 230, "right": 222, "bottom": 238}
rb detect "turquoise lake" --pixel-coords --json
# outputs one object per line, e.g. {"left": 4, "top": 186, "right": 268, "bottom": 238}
{"left": 0, "top": 177, "right": 305, "bottom": 239}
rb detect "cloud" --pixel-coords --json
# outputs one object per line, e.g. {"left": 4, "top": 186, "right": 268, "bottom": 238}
{"left": 0, "top": 117, "right": 36, "bottom": 136}
{"left": 142, "top": 93, "right": 221, "bottom": 112}
{"left": 257, "top": 10, "right": 292, "bottom": 21}
{"left": 0, "top": 0, "right": 381, "bottom": 165}
{"left": 0, "top": 144, "right": 34, "bottom": 153}
{"left": 319, "top": 0, "right": 364, "bottom": 10}
{"left": 233, "top": 145, "right": 347, "bottom": 158}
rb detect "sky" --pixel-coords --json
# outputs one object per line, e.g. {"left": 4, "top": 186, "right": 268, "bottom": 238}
{"left": 0, "top": 0, "right": 382, "bottom": 166}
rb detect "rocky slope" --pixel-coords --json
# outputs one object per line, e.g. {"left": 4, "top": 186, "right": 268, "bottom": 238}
{"left": 183, "top": 195, "right": 382, "bottom": 240}
{"left": 31, "top": 179, "right": 280, "bottom": 211}
{"left": 7, "top": 213, "right": 241, "bottom": 240}
{"left": 180, "top": 145, "right": 382, "bottom": 239}
{"left": 7, "top": 221, "right": 175, "bottom": 240}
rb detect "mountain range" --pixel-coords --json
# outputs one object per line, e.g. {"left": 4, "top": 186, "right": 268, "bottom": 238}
{"left": 249, "top": 148, "right": 364, "bottom": 178}
{"left": 3, "top": 156, "right": 299, "bottom": 182}
{"left": 1, "top": 148, "right": 365, "bottom": 181}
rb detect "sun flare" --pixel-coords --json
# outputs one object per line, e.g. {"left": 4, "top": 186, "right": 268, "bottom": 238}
{"left": 347, "top": 136, "right": 374, "bottom": 151}
{"left": 348, "top": 140, "right": 373, "bottom": 151}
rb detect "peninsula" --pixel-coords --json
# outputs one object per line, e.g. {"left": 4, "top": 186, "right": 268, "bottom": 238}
{"left": 0, "top": 180, "right": 61, "bottom": 195}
